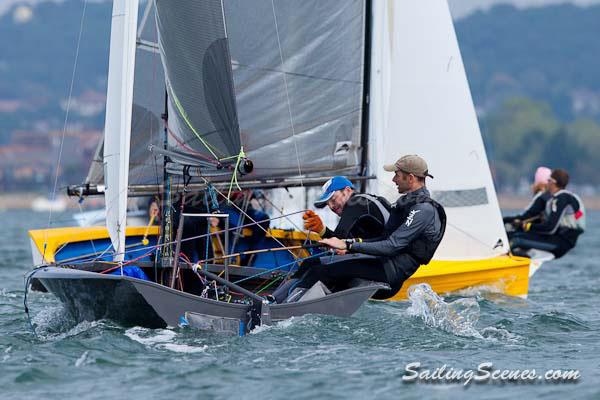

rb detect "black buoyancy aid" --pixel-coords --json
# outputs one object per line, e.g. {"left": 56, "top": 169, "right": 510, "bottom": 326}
{"left": 386, "top": 195, "right": 447, "bottom": 265}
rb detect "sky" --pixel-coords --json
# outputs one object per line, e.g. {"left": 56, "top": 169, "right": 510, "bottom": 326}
{"left": 2, "top": 0, "right": 600, "bottom": 19}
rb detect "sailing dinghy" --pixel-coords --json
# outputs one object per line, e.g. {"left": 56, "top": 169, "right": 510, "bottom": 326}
{"left": 28, "top": 0, "right": 538, "bottom": 334}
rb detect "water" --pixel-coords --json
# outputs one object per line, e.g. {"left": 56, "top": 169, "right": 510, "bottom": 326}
{"left": 1, "top": 209, "right": 599, "bottom": 399}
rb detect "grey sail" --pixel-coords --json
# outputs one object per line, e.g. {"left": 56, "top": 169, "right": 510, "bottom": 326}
{"left": 86, "top": 138, "right": 103, "bottom": 185}
{"left": 155, "top": 0, "right": 241, "bottom": 164}
{"left": 224, "top": 0, "right": 366, "bottom": 179}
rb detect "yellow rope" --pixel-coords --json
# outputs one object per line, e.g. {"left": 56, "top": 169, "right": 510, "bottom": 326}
{"left": 168, "top": 84, "right": 249, "bottom": 204}
{"left": 141, "top": 214, "right": 155, "bottom": 246}
{"left": 226, "top": 146, "right": 246, "bottom": 202}
{"left": 168, "top": 83, "right": 222, "bottom": 161}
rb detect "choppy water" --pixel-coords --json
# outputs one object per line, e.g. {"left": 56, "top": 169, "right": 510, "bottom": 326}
{"left": 1, "top": 209, "right": 599, "bottom": 399}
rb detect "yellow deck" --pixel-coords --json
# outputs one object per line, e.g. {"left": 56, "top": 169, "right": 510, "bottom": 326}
{"left": 29, "top": 226, "right": 530, "bottom": 300}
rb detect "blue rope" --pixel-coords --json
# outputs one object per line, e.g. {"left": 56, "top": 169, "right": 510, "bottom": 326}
{"left": 207, "top": 183, "right": 219, "bottom": 212}
{"left": 203, "top": 195, "right": 211, "bottom": 261}
{"left": 233, "top": 250, "right": 330, "bottom": 285}
{"left": 23, "top": 268, "right": 43, "bottom": 338}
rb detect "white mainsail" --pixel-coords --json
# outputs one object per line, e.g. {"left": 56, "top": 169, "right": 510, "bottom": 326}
{"left": 367, "top": 0, "right": 509, "bottom": 260}
{"left": 103, "top": 0, "right": 139, "bottom": 261}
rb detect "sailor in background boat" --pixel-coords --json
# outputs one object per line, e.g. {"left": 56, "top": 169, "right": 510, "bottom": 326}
{"left": 303, "top": 176, "right": 391, "bottom": 239}
{"left": 290, "top": 155, "right": 447, "bottom": 300}
{"left": 148, "top": 196, "right": 161, "bottom": 225}
{"left": 503, "top": 166, "right": 552, "bottom": 233}
{"left": 509, "top": 169, "right": 585, "bottom": 258}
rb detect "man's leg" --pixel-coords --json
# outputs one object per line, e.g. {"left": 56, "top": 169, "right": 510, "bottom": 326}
{"left": 294, "top": 254, "right": 388, "bottom": 292}
{"left": 370, "top": 254, "right": 418, "bottom": 300}
{"left": 510, "top": 232, "right": 572, "bottom": 258}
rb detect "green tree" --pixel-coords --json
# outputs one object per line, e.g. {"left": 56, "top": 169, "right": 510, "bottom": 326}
{"left": 484, "top": 97, "right": 559, "bottom": 188}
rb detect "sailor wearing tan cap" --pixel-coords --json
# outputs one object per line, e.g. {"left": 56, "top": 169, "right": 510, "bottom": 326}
{"left": 290, "top": 155, "right": 447, "bottom": 300}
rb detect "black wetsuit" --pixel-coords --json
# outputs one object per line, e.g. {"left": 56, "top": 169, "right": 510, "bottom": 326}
{"left": 322, "top": 193, "right": 391, "bottom": 239}
{"left": 509, "top": 190, "right": 585, "bottom": 258}
{"left": 503, "top": 190, "right": 552, "bottom": 227}
{"left": 292, "top": 187, "right": 446, "bottom": 300}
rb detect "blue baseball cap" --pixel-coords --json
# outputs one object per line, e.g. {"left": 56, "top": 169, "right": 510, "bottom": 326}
{"left": 314, "top": 176, "right": 354, "bottom": 208}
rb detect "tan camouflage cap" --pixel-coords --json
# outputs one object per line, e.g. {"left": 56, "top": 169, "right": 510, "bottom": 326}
{"left": 383, "top": 154, "right": 433, "bottom": 178}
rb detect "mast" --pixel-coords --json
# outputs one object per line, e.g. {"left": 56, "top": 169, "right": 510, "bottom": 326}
{"left": 359, "top": 0, "right": 373, "bottom": 194}
{"left": 161, "top": 89, "right": 173, "bottom": 266}
{"left": 103, "top": 0, "right": 139, "bottom": 262}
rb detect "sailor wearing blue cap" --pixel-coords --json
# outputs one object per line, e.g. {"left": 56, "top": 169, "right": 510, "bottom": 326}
{"left": 303, "top": 176, "right": 390, "bottom": 240}
{"left": 272, "top": 176, "right": 391, "bottom": 303}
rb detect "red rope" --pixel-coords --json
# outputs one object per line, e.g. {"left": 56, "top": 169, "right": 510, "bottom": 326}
{"left": 165, "top": 122, "right": 219, "bottom": 163}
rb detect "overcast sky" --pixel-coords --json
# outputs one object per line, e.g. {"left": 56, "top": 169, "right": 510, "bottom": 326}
{"left": 2, "top": 0, "right": 600, "bottom": 19}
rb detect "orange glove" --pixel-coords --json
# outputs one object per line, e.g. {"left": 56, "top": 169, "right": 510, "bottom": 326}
{"left": 303, "top": 210, "right": 326, "bottom": 235}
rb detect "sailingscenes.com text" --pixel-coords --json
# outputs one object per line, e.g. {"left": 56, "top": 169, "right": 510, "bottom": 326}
{"left": 402, "top": 362, "right": 580, "bottom": 386}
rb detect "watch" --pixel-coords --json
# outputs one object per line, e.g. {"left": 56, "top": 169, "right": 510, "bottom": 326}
{"left": 344, "top": 239, "right": 354, "bottom": 250}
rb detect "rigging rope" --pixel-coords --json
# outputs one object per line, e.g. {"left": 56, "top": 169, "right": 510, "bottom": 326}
{"left": 256, "top": 191, "right": 304, "bottom": 232}
{"left": 167, "top": 82, "right": 223, "bottom": 161}
{"left": 199, "top": 176, "right": 296, "bottom": 258}
{"left": 226, "top": 146, "right": 246, "bottom": 200}
{"left": 43, "top": 0, "right": 88, "bottom": 262}
{"left": 270, "top": 0, "right": 304, "bottom": 186}
{"left": 232, "top": 250, "right": 329, "bottom": 285}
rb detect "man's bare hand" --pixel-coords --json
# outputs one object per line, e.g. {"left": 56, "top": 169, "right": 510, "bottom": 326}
{"left": 319, "top": 237, "right": 346, "bottom": 250}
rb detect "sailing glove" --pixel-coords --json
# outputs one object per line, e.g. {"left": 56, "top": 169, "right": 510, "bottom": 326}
{"left": 303, "top": 210, "right": 326, "bottom": 236}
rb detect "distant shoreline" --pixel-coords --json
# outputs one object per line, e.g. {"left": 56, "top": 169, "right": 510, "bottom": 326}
{"left": 0, "top": 193, "right": 104, "bottom": 211}
{"left": 2, "top": 192, "right": 600, "bottom": 211}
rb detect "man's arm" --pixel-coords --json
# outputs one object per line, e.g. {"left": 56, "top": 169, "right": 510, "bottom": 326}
{"left": 517, "top": 193, "right": 547, "bottom": 220}
{"left": 349, "top": 204, "right": 434, "bottom": 257}
{"left": 505, "top": 192, "right": 546, "bottom": 223}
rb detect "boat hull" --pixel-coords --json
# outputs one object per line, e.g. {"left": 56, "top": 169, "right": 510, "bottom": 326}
{"left": 34, "top": 267, "right": 385, "bottom": 330}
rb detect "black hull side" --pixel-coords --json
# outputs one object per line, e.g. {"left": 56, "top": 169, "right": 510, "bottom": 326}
{"left": 34, "top": 268, "right": 388, "bottom": 333}
{"left": 36, "top": 268, "right": 166, "bottom": 328}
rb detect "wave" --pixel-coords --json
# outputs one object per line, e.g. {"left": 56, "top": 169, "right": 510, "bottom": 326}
{"left": 405, "top": 283, "right": 525, "bottom": 345}
{"left": 125, "top": 326, "right": 208, "bottom": 354}
{"left": 529, "top": 311, "right": 590, "bottom": 332}
{"left": 406, "top": 283, "right": 483, "bottom": 338}
{"left": 30, "top": 305, "right": 107, "bottom": 341}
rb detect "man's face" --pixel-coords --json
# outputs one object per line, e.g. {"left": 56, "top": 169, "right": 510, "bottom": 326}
{"left": 326, "top": 187, "right": 353, "bottom": 216}
{"left": 547, "top": 178, "right": 559, "bottom": 194}
{"left": 392, "top": 171, "right": 412, "bottom": 194}
{"left": 149, "top": 201, "right": 160, "bottom": 221}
